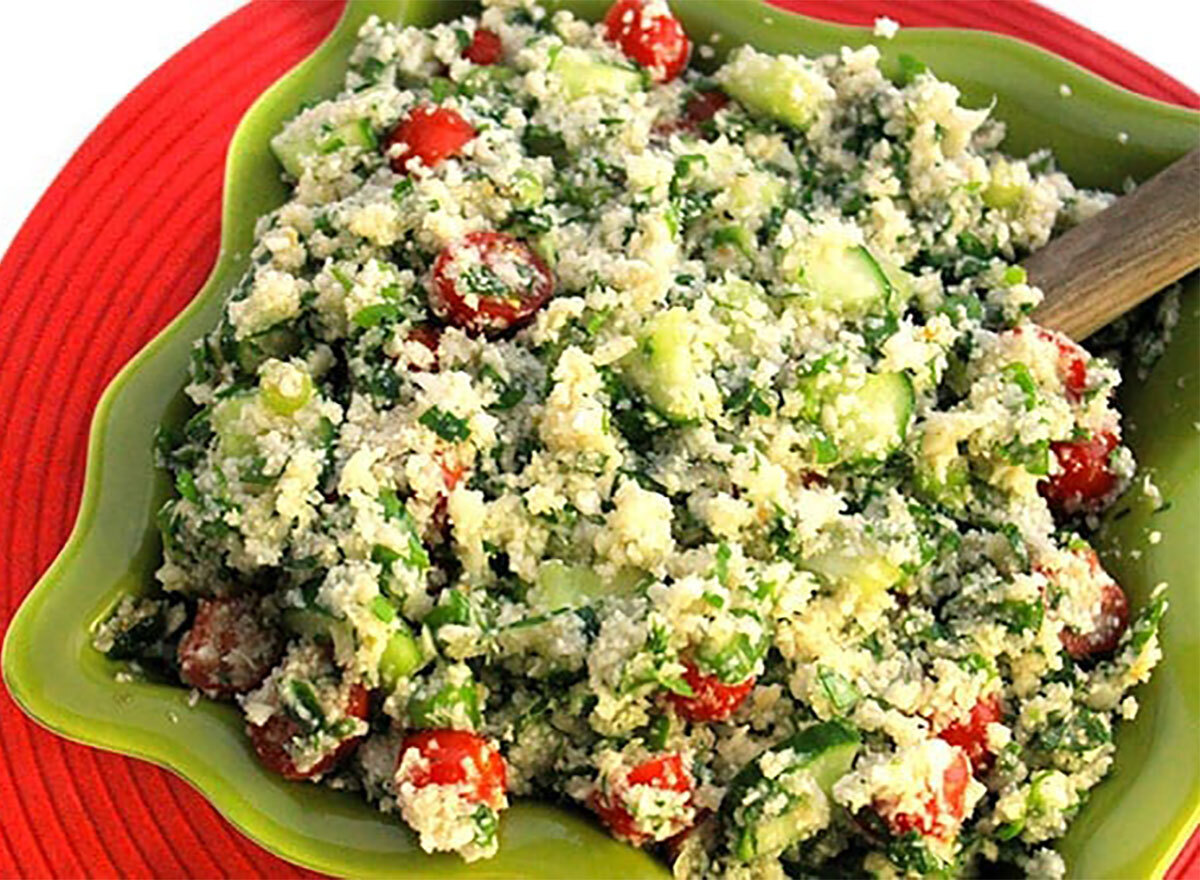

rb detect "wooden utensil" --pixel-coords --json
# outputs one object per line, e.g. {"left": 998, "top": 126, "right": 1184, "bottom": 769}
{"left": 1026, "top": 147, "right": 1200, "bottom": 340}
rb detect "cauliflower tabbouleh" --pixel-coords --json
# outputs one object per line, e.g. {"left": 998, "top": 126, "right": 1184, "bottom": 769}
{"left": 95, "top": 0, "right": 1170, "bottom": 875}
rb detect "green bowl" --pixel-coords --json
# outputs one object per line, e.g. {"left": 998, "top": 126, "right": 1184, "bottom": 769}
{"left": 4, "top": 2, "right": 1198, "bottom": 877}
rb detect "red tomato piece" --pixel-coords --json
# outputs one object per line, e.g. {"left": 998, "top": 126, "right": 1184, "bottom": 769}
{"left": 1054, "top": 548, "right": 1130, "bottom": 660}
{"left": 1047, "top": 332, "right": 1089, "bottom": 399}
{"left": 684, "top": 90, "right": 729, "bottom": 126}
{"left": 385, "top": 105, "right": 476, "bottom": 174}
{"left": 1008, "top": 325, "right": 1090, "bottom": 400}
{"left": 397, "top": 729, "right": 507, "bottom": 804}
{"left": 440, "top": 459, "right": 466, "bottom": 491}
{"left": 603, "top": 0, "right": 690, "bottom": 82}
{"left": 463, "top": 28, "right": 503, "bottom": 65}
{"left": 590, "top": 754, "right": 693, "bottom": 846}
{"left": 403, "top": 323, "right": 441, "bottom": 370}
{"left": 666, "top": 661, "right": 754, "bottom": 722}
{"left": 429, "top": 231, "right": 555, "bottom": 334}
{"left": 1040, "top": 429, "right": 1120, "bottom": 512}
{"left": 178, "top": 597, "right": 282, "bottom": 697}
{"left": 937, "top": 694, "right": 1003, "bottom": 772}
{"left": 885, "top": 748, "right": 971, "bottom": 840}
{"left": 249, "top": 683, "right": 369, "bottom": 781}
{"left": 656, "top": 90, "right": 728, "bottom": 136}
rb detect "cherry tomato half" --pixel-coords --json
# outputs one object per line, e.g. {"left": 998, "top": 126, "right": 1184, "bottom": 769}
{"left": 666, "top": 661, "right": 754, "bottom": 723}
{"left": 590, "top": 754, "right": 693, "bottom": 846}
{"left": 1053, "top": 547, "right": 1130, "bottom": 660}
{"left": 1040, "top": 429, "right": 1119, "bottom": 513}
{"left": 397, "top": 729, "right": 507, "bottom": 804}
{"left": 249, "top": 683, "right": 369, "bottom": 781}
{"left": 937, "top": 694, "right": 1002, "bottom": 772}
{"left": 1008, "top": 326, "right": 1089, "bottom": 400}
{"left": 385, "top": 105, "right": 476, "bottom": 174}
{"left": 463, "top": 28, "right": 503, "bottom": 65}
{"left": 178, "top": 597, "right": 282, "bottom": 697}
{"left": 884, "top": 747, "right": 971, "bottom": 841}
{"left": 1044, "top": 330, "right": 1089, "bottom": 399}
{"left": 429, "top": 231, "right": 555, "bottom": 334}
{"left": 604, "top": 0, "right": 690, "bottom": 83}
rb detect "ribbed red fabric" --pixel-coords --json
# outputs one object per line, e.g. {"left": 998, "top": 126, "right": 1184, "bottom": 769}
{"left": 0, "top": 2, "right": 1194, "bottom": 876}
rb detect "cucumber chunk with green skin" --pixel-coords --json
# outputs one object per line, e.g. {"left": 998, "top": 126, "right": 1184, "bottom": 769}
{"left": 831, "top": 372, "right": 914, "bottom": 462}
{"left": 621, "top": 307, "right": 710, "bottom": 423}
{"left": 721, "top": 720, "right": 861, "bottom": 862}
{"left": 717, "top": 46, "right": 831, "bottom": 130}
{"left": 379, "top": 624, "right": 435, "bottom": 690}
{"left": 792, "top": 243, "right": 894, "bottom": 317}
{"left": 550, "top": 47, "right": 643, "bottom": 100}
{"left": 271, "top": 118, "right": 377, "bottom": 178}
{"left": 798, "top": 371, "right": 914, "bottom": 465}
{"left": 526, "top": 561, "right": 644, "bottom": 613}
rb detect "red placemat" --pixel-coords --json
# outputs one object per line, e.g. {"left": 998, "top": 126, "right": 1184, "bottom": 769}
{"left": 0, "top": 2, "right": 1195, "bottom": 877}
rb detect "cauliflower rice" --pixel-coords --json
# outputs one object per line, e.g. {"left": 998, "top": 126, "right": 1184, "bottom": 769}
{"left": 95, "top": 1, "right": 1170, "bottom": 876}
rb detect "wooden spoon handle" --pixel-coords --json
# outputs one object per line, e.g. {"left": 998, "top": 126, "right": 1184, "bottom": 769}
{"left": 1026, "top": 147, "right": 1200, "bottom": 341}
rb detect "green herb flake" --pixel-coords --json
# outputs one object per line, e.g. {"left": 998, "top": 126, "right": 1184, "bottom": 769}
{"left": 175, "top": 469, "right": 200, "bottom": 503}
{"left": 419, "top": 406, "right": 471, "bottom": 442}
{"left": 1002, "top": 362, "right": 1039, "bottom": 411}
{"left": 371, "top": 595, "right": 397, "bottom": 622}
{"left": 352, "top": 302, "right": 401, "bottom": 328}
{"left": 817, "top": 665, "right": 861, "bottom": 714}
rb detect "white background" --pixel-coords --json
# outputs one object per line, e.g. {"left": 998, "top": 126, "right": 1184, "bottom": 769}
{"left": 0, "top": 0, "right": 1196, "bottom": 257}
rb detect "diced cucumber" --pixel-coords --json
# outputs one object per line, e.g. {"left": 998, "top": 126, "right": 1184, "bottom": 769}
{"left": 621, "top": 307, "right": 708, "bottom": 423}
{"left": 983, "top": 181, "right": 1024, "bottom": 209}
{"left": 797, "top": 371, "right": 914, "bottom": 465}
{"left": 283, "top": 608, "right": 355, "bottom": 660}
{"left": 260, "top": 364, "right": 313, "bottom": 416}
{"left": 211, "top": 394, "right": 257, "bottom": 457}
{"left": 550, "top": 47, "right": 643, "bottom": 101}
{"left": 727, "top": 173, "right": 785, "bottom": 216}
{"left": 913, "top": 453, "right": 972, "bottom": 511}
{"left": 721, "top": 720, "right": 861, "bottom": 861}
{"left": 531, "top": 230, "right": 557, "bottom": 267}
{"left": 801, "top": 532, "right": 904, "bottom": 597}
{"left": 789, "top": 243, "right": 894, "bottom": 317}
{"left": 834, "top": 372, "right": 914, "bottom": 462}
{"left": 507, "top": 169, "right": 544, "bottom": 210}
{"left": 717, "top": 47, "right": 830, "bottom": 130}
{"left": 378, "top": 624, "right": 435, "bottom": 690}
{"left": 526, "top": 561, "right": 643, "bottom": 613}
{"left": 271, "top": 118, "right": 377, "bottom": 178}
{"left": 876, "top": 257, "right": 916, "bottom": 308}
